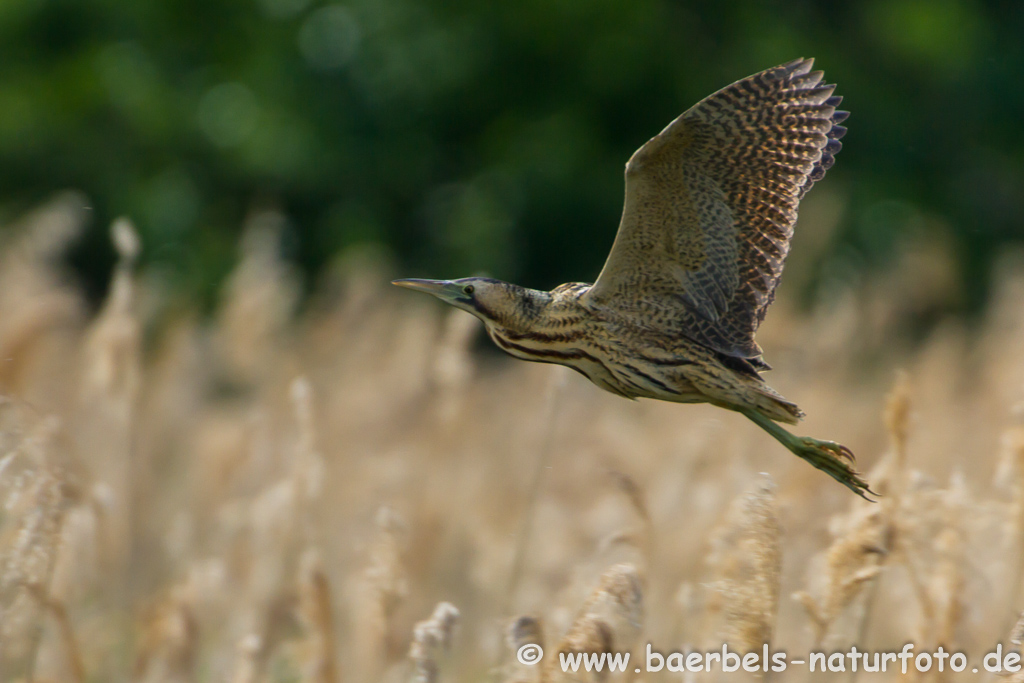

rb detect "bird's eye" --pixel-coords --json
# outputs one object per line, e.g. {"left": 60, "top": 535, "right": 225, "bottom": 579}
{"left": 463, "top": 284, "right": 475, "bottom": 295}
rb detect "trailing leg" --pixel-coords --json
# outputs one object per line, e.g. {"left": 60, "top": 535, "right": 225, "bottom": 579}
{"left": 740, "top": 408, "right": 874, "bottom": 500}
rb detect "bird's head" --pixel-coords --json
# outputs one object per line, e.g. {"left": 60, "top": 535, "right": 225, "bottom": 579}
{"left": 392, "top": 276, "right": 547, "bottom": 330}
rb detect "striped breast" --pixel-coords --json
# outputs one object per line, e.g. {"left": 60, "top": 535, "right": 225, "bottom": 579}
{"left": 485, "top": 321, "right": 700, "bottom": 402}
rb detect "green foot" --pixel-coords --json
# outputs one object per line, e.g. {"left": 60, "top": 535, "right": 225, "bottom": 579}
{"left": 790, "top": 436, "right": 874, "bottom": 500}
{"left": 740, "top": 408, "right": 876, "bottom": 500}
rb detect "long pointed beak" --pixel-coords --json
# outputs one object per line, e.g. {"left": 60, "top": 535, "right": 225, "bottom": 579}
{"left": 391, "top": 278, "right": 452, "bottom": 295}
{"left": 391, "top": 279, "right": 468, "bottom": 305}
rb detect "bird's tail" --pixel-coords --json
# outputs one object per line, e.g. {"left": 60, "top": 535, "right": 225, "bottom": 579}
{"left": 751, "top": 386, "right": 804, "bottom": 425}
{"left": 687, "top": 364, "right": 805, "bottom": 424}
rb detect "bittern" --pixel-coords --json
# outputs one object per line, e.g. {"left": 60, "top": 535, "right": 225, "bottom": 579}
{"left": 394, "top": 58, "right": 871, "bottom": 498}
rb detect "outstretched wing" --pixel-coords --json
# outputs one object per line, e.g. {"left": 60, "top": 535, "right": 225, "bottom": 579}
{"left": 583, "top": 58, "right": 848, "bottom": 361}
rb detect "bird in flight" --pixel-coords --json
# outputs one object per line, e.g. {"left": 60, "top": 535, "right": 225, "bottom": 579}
{"left": 394, "top": 58, "right": 870, "bottom": 498}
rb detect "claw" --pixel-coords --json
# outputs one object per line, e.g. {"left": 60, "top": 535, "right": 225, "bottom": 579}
{"left": 832, "top": 466, "right": 876, "bottom": 502}
{"left": 831, "top": 442, "right": 856, "bottom": 464}
{"left": 802, "top": 438, "right": 855, "bottom": 464}
{"left": 741, "top": 409, "right": 877, "bottom": 501}
{"left": 794, "top": 437, "right": 876, "bottom": 501}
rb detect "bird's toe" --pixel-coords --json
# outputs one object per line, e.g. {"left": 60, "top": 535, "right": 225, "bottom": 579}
{"left": 793, "top": 437, "right": 874, "bottom": 500}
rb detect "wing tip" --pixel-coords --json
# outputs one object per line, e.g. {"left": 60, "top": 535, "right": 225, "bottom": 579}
{"left": 782, "top": 57, "right": 814, "bottom": 74}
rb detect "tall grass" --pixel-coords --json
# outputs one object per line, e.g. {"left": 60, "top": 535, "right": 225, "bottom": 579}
{"left": 1, "top": 193, "right": 1024, "bottom": 681}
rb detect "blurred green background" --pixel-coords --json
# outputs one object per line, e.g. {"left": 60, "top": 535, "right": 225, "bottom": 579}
{"left": 1, "top": 0, "right": 1022, "bottom": 315}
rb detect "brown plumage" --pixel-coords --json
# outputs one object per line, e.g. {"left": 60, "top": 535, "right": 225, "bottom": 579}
{"left": 394, "top": 58, "right": 871, "bottom": 498}
{"left": 588, "top": 57, "right": 848, "bottom": 362}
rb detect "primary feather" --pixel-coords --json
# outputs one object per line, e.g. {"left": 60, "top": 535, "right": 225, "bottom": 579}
{"left": 584, "top": 57, "right": 848, "bottom": 362}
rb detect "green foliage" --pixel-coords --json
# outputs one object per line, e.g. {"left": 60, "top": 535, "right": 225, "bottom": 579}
{"left": 0, "top": 0, "right": 1021, "bottom": 311}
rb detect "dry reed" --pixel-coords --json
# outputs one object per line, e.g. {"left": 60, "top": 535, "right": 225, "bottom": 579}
{"left": 0, "top": 195, "right": 1022, "bottom": 681}
{"left": 408, "top": 601, "right": 460, "bottom": 683}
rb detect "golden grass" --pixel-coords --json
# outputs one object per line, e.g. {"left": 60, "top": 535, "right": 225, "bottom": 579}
{"left": 2, "top": 194, "right": 1024, "bottom": 681}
